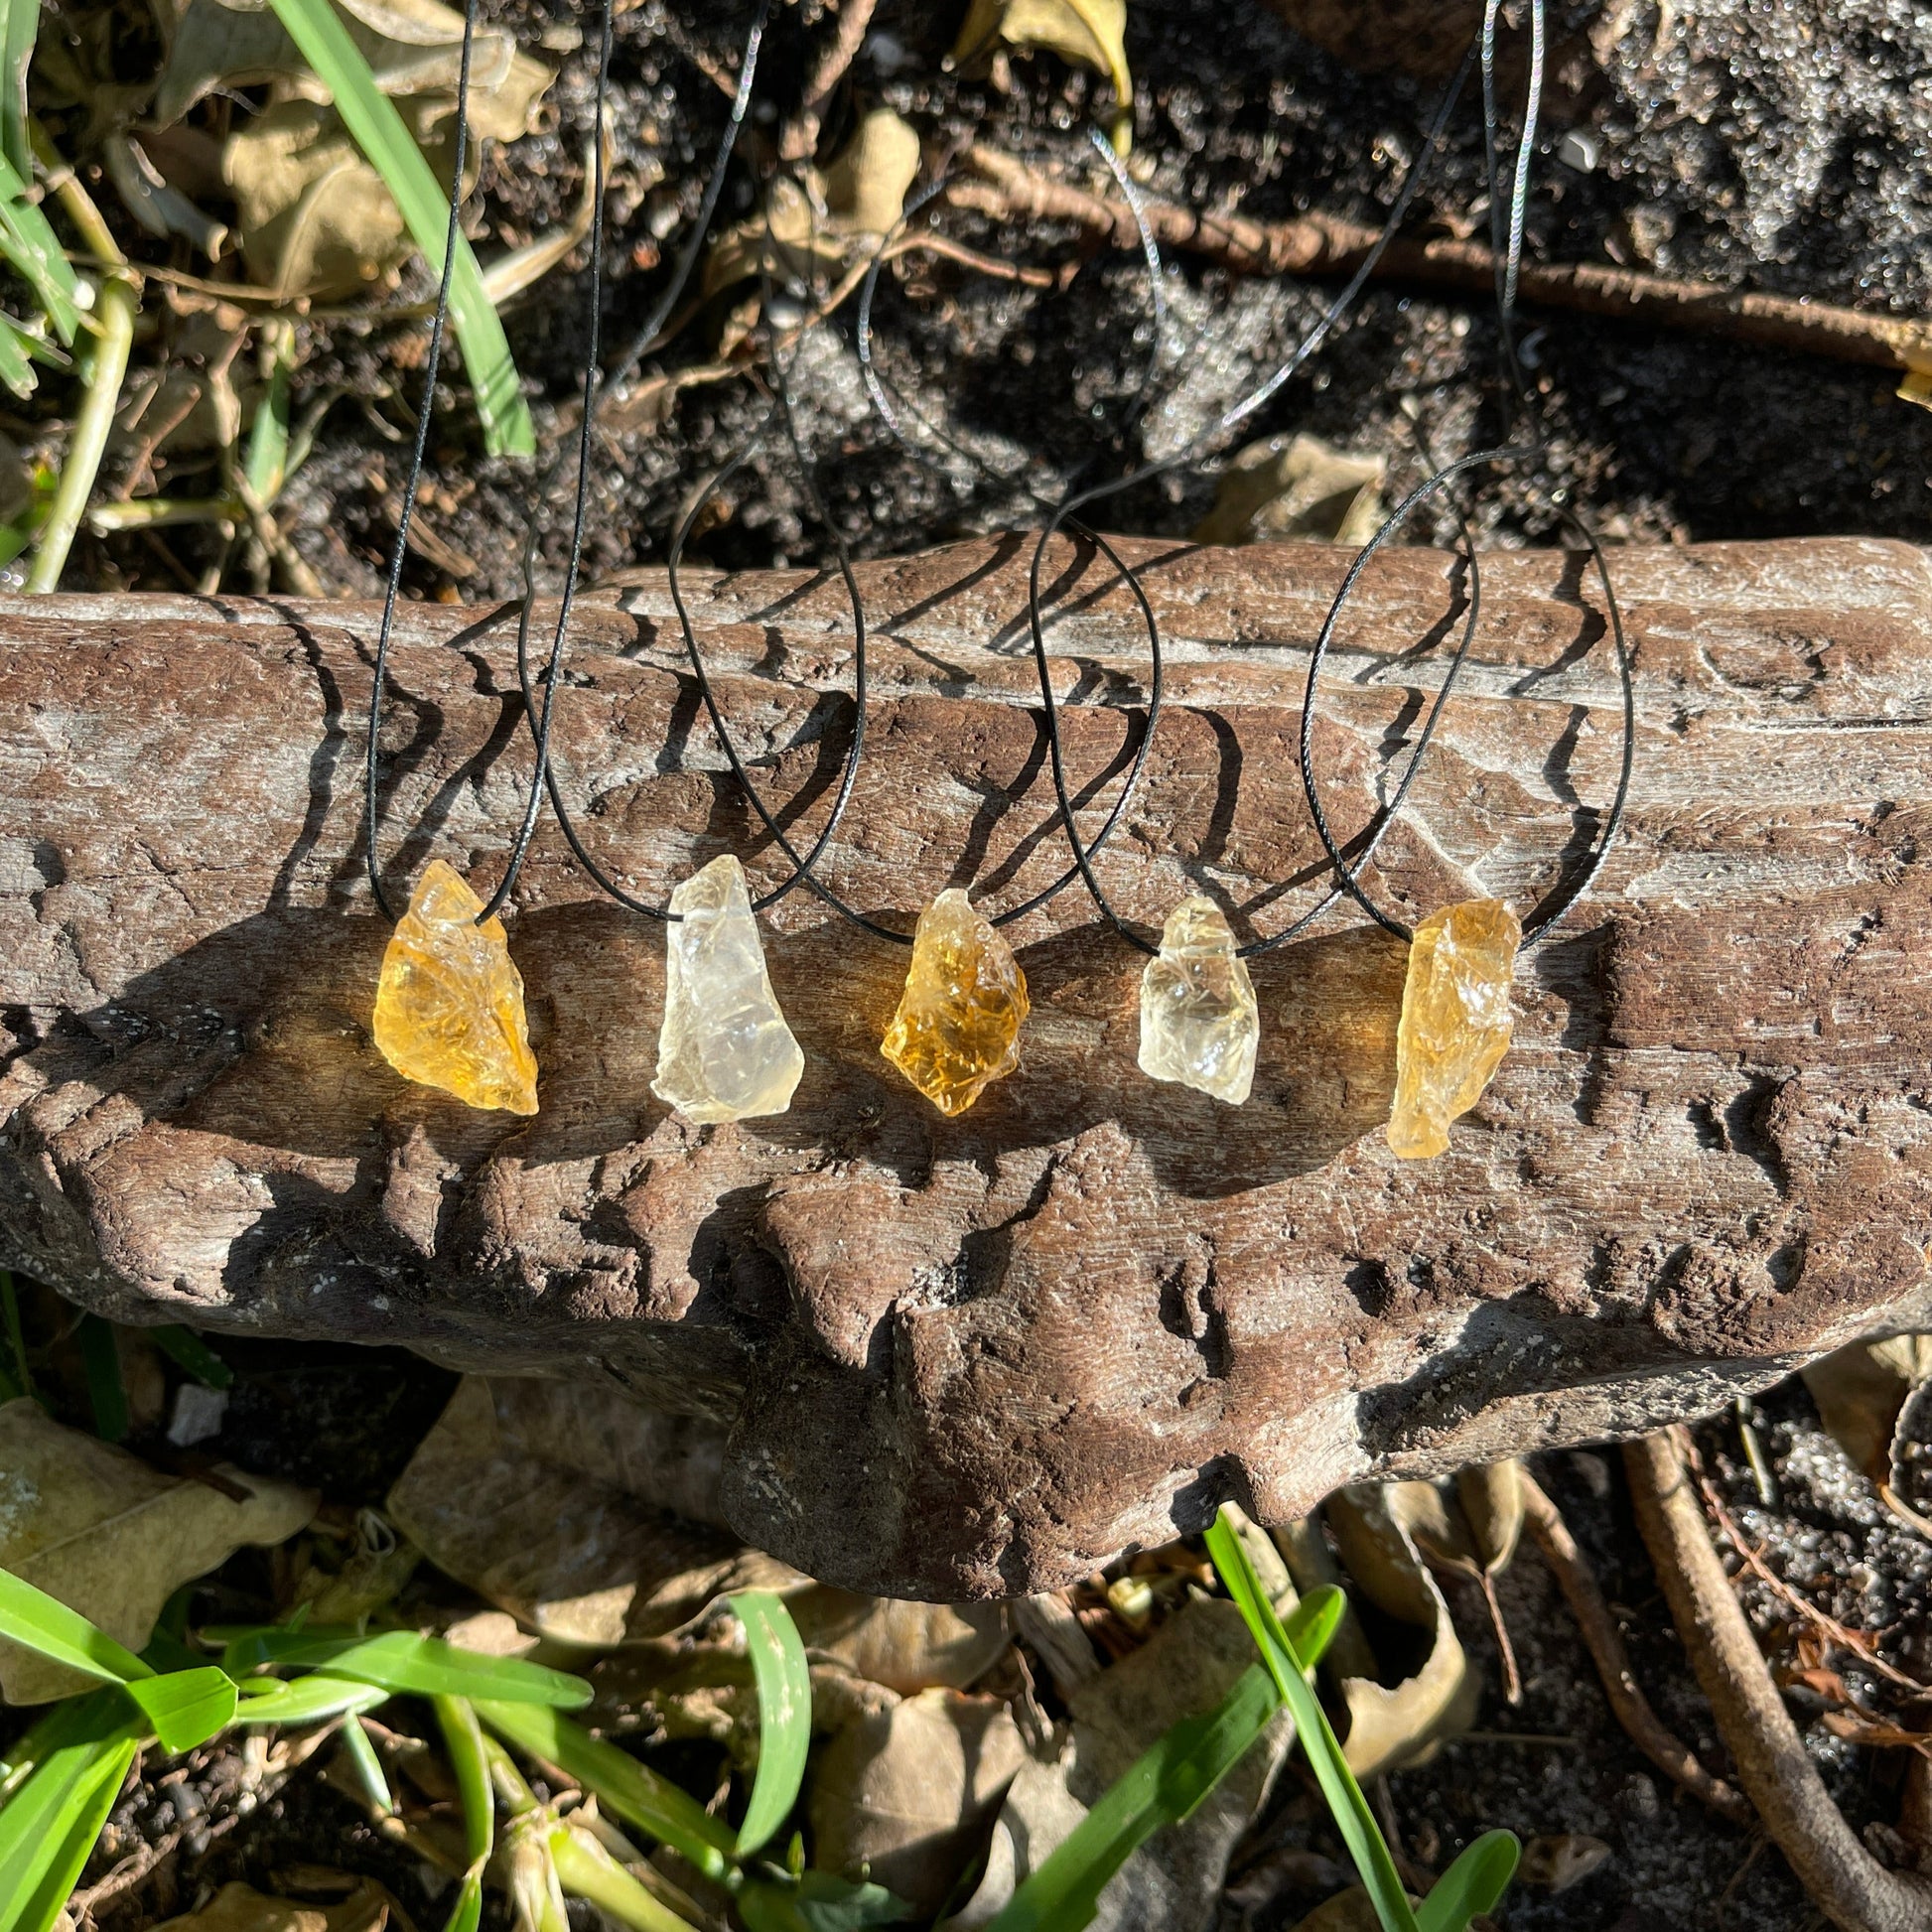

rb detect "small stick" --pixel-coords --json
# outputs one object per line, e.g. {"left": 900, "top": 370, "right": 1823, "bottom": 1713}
{"left": 1686, "top": 1446, "right": 1925, "bottom": 1696}
{"left": 1518, "top": 1466, "right": 1754, "bottom": 1829}
{"left": 1625, "top": 1427, "right": 1932, "bottom": 1932}
{"left": 780, "top": 0, "right": 881, "bottom": 163}
{"left": 949, "top": 144, "right": 1932, "bottom": 378}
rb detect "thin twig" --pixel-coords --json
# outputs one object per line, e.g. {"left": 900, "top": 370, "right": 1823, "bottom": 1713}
{"left": 1519, "top": 1466, "right": 1754, "bottom": 1828}
{"left": 950, "top": 144, "right": 1932, "bottom": 376}
{"left": 1686, "top": 1446, "right": 1926, "bottom": 1696}
{"left": 1626, "top": 1428, "right": 1932, "bottom": 1932}
{"left": 779, "top": 0, "right": 880, "bottom": 162}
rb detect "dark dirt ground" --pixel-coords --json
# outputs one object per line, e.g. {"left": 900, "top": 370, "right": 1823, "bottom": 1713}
{"left": 43, "top": 0, "right": 1932, "bottom": 599}
{"left": 14, "top": 0, "right": 1932, "bottom": 1926}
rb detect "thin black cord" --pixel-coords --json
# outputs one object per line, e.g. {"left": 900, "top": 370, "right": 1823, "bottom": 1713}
{"left": 485, "top": 0, "right": 618, "bottom": 925}
{"left": 1298, "top": 0, "right": 1634, "bottom": 952}
{"left": 362, "top": 0, "right": 481, "bottom": 924}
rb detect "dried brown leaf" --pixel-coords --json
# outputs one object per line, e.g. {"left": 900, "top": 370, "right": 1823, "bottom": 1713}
{"left": 0, "top": 1398, "right": 316, "bottom": 1703}
{"left": 1192, "top": 432, "right": 1387, "bottom": 547}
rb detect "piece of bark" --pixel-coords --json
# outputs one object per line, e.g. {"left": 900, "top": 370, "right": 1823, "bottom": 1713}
{"left": 2, "top": 535, "right": 1931, "bottom": 1597}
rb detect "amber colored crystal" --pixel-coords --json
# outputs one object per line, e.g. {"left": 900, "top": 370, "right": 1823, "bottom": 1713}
{"left": 881, "top": 889, "right": 1030, "bottom": 1116}
{"left": 372, "top": 860, "right": 538, "bottom": 1115}
{"left": 1386, "top": 897, "right": 1520, "bottom": 1160}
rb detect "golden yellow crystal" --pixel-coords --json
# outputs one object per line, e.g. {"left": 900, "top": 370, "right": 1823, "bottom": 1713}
{"left": 372, "top": 859, "right": 538, "bottom": 1115}
{"left": 1387, "top": 897, "right": 1521, "bottom": 1160}
{"left": 881, "top": 889, "right": 1030, "bottom": 1116}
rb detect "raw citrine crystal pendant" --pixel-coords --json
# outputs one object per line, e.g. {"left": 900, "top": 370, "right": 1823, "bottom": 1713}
{"left": 1386, "top": 897, "right": 1522, "bottom": 1160}
{"left": 371, "top": 859, "right": 539, "bottom": 1115}
{"left": 651, "top": 854, "right": 804, "bottom": 1125}
{"left": 1138, "top": 895, "right": 1258, "bottom": 1105}
{"left": 881, "top": 889, "right": 1030, "bottom": 1117}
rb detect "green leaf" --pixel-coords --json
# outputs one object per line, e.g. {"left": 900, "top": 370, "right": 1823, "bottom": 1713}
{"left": 76, "top": 1313, "right": 128, "bottom": 1443}
{"left": 1282, "top": 1585, "right": 1345, "bottom": 1670}
{"left": 0, "top": 1693, "right": 142, "bottom": 1931}
{"left": 0, "top": 1565, "right": 155, "bottom": 1686}
{"left": 1204, "top": 1509, "right": 1420, "bottom": 1932}
{"left": 149, "top": 1324, "right": 234, "bottom": 1390}
{"left": 731, "top": 1589, "right": 812, "bottom": 1859}
{"left": 435, "top": 1697, "right": 492, "bottom": 1932}
{"left": 223, "top": 1628, "right": 590, "bottom": 1707}
{"left": 984, "top": 1662, "right": 1279, "bottom": 1932}
{"left": 475, "top": 1700, "right": 736, "bottom": 1882}
{"left": 1416, "top": 1831, "right": 1520, "bottom": 1932}
{"left": 259, "top": 0, "right": 533, "bottom": 456}
{"left": 550, "top": 1821, "right": 702, "bottom": 1932}
{"left": 243, "top": 320, "right": 295, "bottom": 508}
{"left": 0, "top": 157, "right": 80, "bottom": 346}
{"left": 738, "top": 1870, "right": 916, "bottom": 1932}
{"left": 230, "top": 1673, "right": 390, "bottom": 1725}
{"left": 0, "top": 0, "right": 31, "bottom": 182}
{"left": 125, "top": 1665, "right": 239, "bottom": 1753}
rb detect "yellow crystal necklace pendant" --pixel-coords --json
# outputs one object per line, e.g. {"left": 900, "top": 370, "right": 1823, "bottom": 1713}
{"left": 652, "top": 855, "right": 803, "bottom": 1124}
{"left": 881, "top": 889, "right": 1030, "bottom": 1116}
{"left": 1387, "top": 897, "right": 1521, "bottom": 1159}
{"left": 372, "top": 860, "right": 539, "bottom": 1115}
{"left": 1138, "top": 896, "right": 1258, "bottom": 1104}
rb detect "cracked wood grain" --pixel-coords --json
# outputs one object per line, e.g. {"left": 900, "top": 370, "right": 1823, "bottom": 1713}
{"left": 2, "top": 534, "right": 1930, "bottom": 1596}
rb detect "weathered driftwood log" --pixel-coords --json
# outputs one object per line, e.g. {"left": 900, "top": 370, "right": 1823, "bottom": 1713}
{"left": 3, "top": 536, "right": 1929, "bottom": 1597}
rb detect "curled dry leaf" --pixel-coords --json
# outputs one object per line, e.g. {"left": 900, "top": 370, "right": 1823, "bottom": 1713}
{"left": 1321, "top": 1483, "right": 1480, "bottom": 1779}
{"left": 1517, "top": 1832, "right": 1612, "bottom": 1893}
{"left": 947, "top": 1598, "right": 1295, "bottom": 1932}
{"left": 160, "top": 0, "right": 553, "bottom": 298}
{"left": 703, "top": 107, "right": 920, "bottom": 297}
{"left": 384, "top": 1376, "right": 801, "bottom": 1646}
{"left": 153, "top": 1881, "right": 386, "bottom": 1932}
{"left": 788, "top": 1586, "right": 1009, "bottom": 1696}
{"left": 811, "top": 1688, "right": 1028, "bottom": 1916}
{"left": 0, "top": 1397, "right": 317, "bottom": 1703}
{"left": 950, "top": 0, "right": 1132, "bottom": 148}
{"left": 1802, "top": 1333, "right": 1932, "bottom": 1484}
{"left": 1192, "top": 432, "right": 1387, "bottom": 547}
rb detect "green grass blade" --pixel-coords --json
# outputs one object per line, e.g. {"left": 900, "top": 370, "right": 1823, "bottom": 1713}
{"left": 474, "top": 1701, "right": 736, "bottom": 1882}
{"left": 243, "top": 319, "right": 295, "bottom": 506}
{"left": 0, "top": 312, "right": 33, "bottom": 400}
{"left": 9, "top": 1732, "right": 140, "bottom": 1932}
{"left": 259, "top": 0, "right": 532, "bottom": 457}
{"left": 126, "top": 1665, "right": 239, "bottom": 1753}
{"left": 0, "top": 0, "right": 32, "bottom": 182}
{"left": 149, "top": 1324, "right": 233, "bottom": 1390}
{"left": 231, "top": 1673, "right": 390, "bottom": 1725}
{"left": 0, "top": 1695, "right": 141, "bottom": 1928}
{"left": 224, "top": 1628, "right": 589, "bottom": 1707}
{"left": 551, "top": 1822, "right": 699, "bottom": 1932}
{"left": 984, "top": 1663, "right": 1278, "bottom": 1932}
{"left": 76, "top": 1313, "right": 128, "bottom": 1443}
{"left": 339, "top": 1712, "right": 394, "bottom": 1814}
{"left": 1204, "top": 1509, "right": 1419, "bottom": 1932}
{"left": 1282, "top": 1586, "right": 1345, "bottom": 1670}
{"left": 731, "top": 1589, "right": 811, "bottom": 1859}
{"left": 0, "top": 1567, "right": 154, "bottom": 1686}
{"left": 0, "top": 153, "right": 80, "bottom": 344}
{"left": 434, "top": 1697, "right": 492, "bottom": 1932}
{"left": 1416, "top": 1831, "right": 1520, "bottom": 1932}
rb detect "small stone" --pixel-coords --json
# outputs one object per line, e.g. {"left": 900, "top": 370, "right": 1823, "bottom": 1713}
{"left": 372, "top": 859, "right": 538, "bottom": 1115}
{"left": 651, "top": 854, "right": 804, "bottom": 1124}
{"left": 1387, "top": 897, "right": 1521, "bottom": 1160}
{"left": 1137, "top": 895, "right": 1258, "bottom": 1104}
{"left": 881, "top": 889, "right": 1029, "bottom": 1116}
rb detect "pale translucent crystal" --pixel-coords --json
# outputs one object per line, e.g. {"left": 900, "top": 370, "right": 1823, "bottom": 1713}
{"left": 881, "top": 889, "right": 1029, "bottom": 1116}
{"left": 372, "top": 859, "right": 539, "bottom": 1115}
{"left": 1137, "top": 895, "right": 1258, "bottom": 1104}
{"left": 1387, "top": 897, "right": 1522, "bottom": 1160}
{"left": 651, "top": 855, "right": 804, "bottom": 1124}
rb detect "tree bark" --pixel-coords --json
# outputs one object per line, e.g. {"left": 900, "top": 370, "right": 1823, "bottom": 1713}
{"left": 2, "top": 535, "right": 1929, "bottom": 1595}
